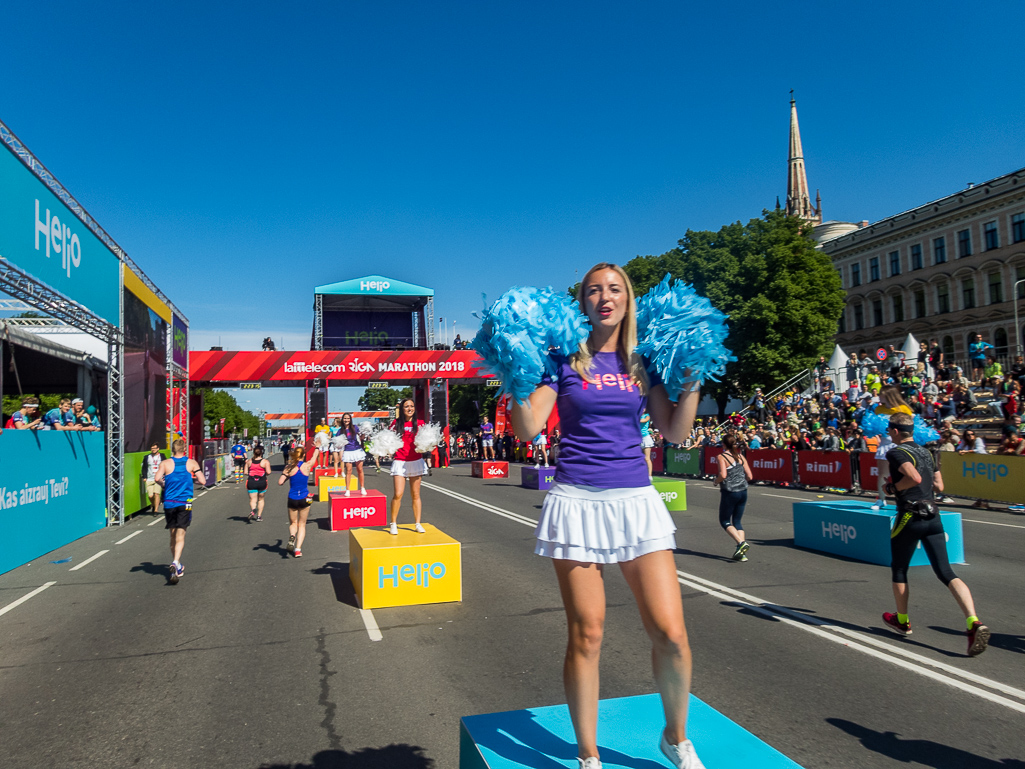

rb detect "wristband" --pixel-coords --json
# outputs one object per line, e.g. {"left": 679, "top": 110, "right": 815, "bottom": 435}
{"left": 884, "top": 482, "right": 897, "bottom": 496}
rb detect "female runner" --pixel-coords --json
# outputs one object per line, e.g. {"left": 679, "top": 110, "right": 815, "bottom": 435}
{"left": 388, "top": 398, "right": 427, "bottom": 535}
{"left": 511, "top": 263, "right": 704, "bottom": 769}
{"left": 712, "top": 433, "right": 753, "bottom": 561}
{"left": 329, "top": 417, "right": 346, "bottom": 476}
{"left": 340, "top": 413, "right": 367, "bottom": 497}
{"left": 245, "top": 445, "right": 272, "bottom": 522}
{"left": 870, "top": 385, "right": 914, "bottom": 510}
{"left": 277, "top": 444, "right": 319, "bottom": 557}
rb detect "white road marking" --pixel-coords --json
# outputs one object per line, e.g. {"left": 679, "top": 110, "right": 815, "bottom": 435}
{"left": 359, "top": 608, "right": 383, "bottom": 641}
{"left": 115, "top": 530, "right": 143, "bottom": 545}
{"left": 69, "top": 550, "right": 109, "bottom": 571}
{"left": 964, "top": 519, "right": 1025, "bottom": 530}
{"left": 0, "top": 582, "right": 56, "bottom": 618}
{"left": 433, "top": 480, "right": 1025, "bottom": 713}
{"left": 421, "top": 482, "right": 539, "bottom": 528}
{"left": 148, "top": 516, "right": 163, "bottom": 526}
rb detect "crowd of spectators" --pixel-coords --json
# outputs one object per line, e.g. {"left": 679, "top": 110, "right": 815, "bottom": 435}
{"left": 3, "top": 396, "right": 102, "bottom": 431}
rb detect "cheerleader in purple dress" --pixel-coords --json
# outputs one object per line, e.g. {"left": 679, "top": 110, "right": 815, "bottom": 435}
{"left": 510, "top": 264, "right": 705, "bottom": 769}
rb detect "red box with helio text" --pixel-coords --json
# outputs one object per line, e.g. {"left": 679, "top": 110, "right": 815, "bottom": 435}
{"left": 329, "top": 490, "right": 387, "bottom": 531}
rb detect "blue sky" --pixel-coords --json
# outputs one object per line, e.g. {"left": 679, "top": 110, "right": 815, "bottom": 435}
{"left": 3, "top": 1, "right": 1023, "bottom": 414}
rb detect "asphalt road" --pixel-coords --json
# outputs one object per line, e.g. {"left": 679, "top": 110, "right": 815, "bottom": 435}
{"left": 1, "top": 457, "right": 1022, "bottom": 769}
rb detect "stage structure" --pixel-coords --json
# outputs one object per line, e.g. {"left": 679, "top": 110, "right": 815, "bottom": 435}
{"left": 0, "top": 118, "right": 188, "bottom": 527}
{"left": 312, "top": 275, "right": 435, "bottom": 352}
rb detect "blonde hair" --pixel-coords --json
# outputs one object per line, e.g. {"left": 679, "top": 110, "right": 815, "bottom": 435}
{"left": 879, "top": 385, "right": 908, "bottom": 410}
{"left": 171, "top": 439, "right": 186, "bottom": 455}
{"left": 571, "top": 262, "right": 649, "bottom": 393}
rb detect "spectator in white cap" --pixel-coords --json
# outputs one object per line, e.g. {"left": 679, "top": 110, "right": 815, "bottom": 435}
{"left": 71, "top": 399, "right": 101, "bottom": 431}
{"left": 5, "top": 397, "right": 42, "bottom": 430}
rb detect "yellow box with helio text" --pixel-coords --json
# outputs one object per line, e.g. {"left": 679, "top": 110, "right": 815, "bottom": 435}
{"left": 349, "top": 524, "right": 462, "bottom": 609}
{"left": 318, "top": 475, "right": 358, "bottom": 500}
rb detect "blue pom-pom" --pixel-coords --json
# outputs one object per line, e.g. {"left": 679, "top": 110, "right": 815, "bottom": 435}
{"left": 859, "top": 409, "right": 890, "bottom": 437}
{"left": 470, "top": 287, "right": 590, "bottom": 403}
{"left": 634, "top": 275, "right": 734, "bottom": 402}
{"left": 913, "top": 415, "right": 940, "bottom": 445}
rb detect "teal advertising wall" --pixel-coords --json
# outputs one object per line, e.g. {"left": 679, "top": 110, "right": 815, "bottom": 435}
{"left": 0, "top": 144, "right": 121, "bottom": 325}
{"left": 0, "top": 431, "right": 107, "bottom": 575}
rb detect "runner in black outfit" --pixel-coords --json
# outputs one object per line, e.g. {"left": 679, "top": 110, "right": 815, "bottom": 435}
{"left": 881, "top": 412, "right": 989, "bottom": 656}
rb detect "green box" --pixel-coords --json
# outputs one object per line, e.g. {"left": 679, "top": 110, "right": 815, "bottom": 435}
{"left": 651, "top": 478, "right": 687, "bottom": 511}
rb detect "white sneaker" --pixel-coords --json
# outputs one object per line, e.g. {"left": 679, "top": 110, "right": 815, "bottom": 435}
{"left": 660, "top": 733, "right": 705, "bottom": 769}
{"left": 360, "top": 488, "right": 367, "bottom": 496}
{"left": 578, "top": 758, "right": 602, "bottom": 769}
{"left": 344, "top": 490, "right": 350, "bottom": 497}
{"left": 389, "top": 523, "right": 398, "bottom": 535}
{"left": 414, "top": 523, "right": 426, "bottom": 534}
{"left": 870, "top": 501, "right": 882, "bottom": 510}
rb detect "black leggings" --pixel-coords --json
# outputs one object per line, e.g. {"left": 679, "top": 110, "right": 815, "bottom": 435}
{"left": 890, "top": 514, "right": 958, "bottom": 585}
{"left": 719, "top": 489, "right": 747, "bottom": 531}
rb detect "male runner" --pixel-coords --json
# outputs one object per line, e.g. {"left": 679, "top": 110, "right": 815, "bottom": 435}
{"left": 881, "top": 412, "right": 989, "bottom": 656}
{"left": 144, "top": 443, "right": 164, "bottom": 514}
{"left": 481, "top": 416, "right": 495, "bottom": 460}
{"left": 154, "top": 439, "right": 206, "bottom": 584}
{"left": 230, "top": 440, "right": 248, "bottom": 483}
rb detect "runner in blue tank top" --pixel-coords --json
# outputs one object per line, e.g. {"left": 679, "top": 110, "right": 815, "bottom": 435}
{"left": 277, "top": 443, "right": 320, "bottom": 558}
{"left": 154, "top": 439, "right": 206, "bottom": 584}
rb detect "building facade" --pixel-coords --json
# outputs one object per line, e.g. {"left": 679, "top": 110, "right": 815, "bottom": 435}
{"left": 821, "top": 168, "right": 1025, "bottom": 362}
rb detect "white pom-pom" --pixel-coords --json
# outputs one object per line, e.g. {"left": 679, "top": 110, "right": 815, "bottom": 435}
{"left": 313, "top": 432, "right": 330, "bottom": 449}
{"left": 368, "top": 428, "right": 403, "bottom": 458}
{"left": 357, "top": 421, "right": 374, "bottom": 438}
{"left": 414, "top": 422, "right": 443, "bottom": 453}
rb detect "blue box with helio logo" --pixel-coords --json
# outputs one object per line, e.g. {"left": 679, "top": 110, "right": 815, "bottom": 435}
{"left": 349, "top": 524, "right": 462, "bottom": 609}
{"left": 792, "top": 500, "right": 964, "bottom": 566}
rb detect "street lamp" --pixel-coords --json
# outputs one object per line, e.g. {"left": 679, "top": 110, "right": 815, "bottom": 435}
{"left": 1014, "top": 279, "right": 1025, "bottom": 356}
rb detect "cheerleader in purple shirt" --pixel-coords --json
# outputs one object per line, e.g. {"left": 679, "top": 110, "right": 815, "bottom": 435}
{"left": 511, "top": 263, "right": 704, "bottom": 769}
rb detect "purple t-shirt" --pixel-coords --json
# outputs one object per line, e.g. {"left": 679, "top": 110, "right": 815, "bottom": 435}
{"left": 542, "top": 351, "right": 660, "bottom": 489}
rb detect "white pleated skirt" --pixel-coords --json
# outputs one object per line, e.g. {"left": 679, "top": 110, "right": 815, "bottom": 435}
{"left": 534, "top": 483, "right": 677, "bottom": 564}
{"left": 342, "top": 448, "right": 366, "bottom": 463}
{"left": 391, "top": 458, "right": 426, "bottom": 477}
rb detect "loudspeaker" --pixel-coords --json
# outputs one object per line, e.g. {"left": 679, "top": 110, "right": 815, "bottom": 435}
{"left": 308, "top": 389, "right": 328, "bottom": 425}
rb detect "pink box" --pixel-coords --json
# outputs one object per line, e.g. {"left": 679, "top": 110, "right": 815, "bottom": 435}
{"left": 330, "top": 489, "right": 388, "bottom": 531}
{"left": 472, "top": 461, "right": 509, "bottom": 479}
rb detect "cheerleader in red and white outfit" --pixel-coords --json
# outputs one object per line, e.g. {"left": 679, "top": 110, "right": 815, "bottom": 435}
{"left": 388, "top": 397, "right": 427, "bottom": 535}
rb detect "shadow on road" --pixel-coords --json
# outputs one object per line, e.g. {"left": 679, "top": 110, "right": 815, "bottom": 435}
{"left": 929, "top": 625, "right": 1024, "bottom": 655}
{"left": 129, "top": 562, "right": 174, "bottom": 584}
{"left": 826, "top": 718, "right": 1025, "bottom": 768}
{"left": 673, "top": 547, "right": 734, "bottom": 563}
{"left": 254, "top": 540, "right": 292, "bottom": 559}
{"left": 256, "top": 744, "right": 433, "bottom": 768}
{"left": 311, "top": 561, "right": 358, "bottom": 608}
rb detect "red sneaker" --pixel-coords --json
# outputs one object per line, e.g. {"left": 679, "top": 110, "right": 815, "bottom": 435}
{"left": 967, "top": 622, "right": 990, "bottom": 657}
{"left": 882, "top": 612, "right": 912, "bottom": 636}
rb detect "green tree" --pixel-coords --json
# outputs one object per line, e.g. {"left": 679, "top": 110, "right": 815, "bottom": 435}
{"left": 357, "top": 386, "right": 412, "bottom": 412}
{"left": 199, "top": 389, "right": 263, "bottom": 436}
{"left": 448, "top": 384, "right": 498, "bottom": 431}
{"left": 624, "top": 209, "right": 844, "bottom": 417}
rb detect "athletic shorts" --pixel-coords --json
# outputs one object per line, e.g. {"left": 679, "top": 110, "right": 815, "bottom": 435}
{"left": 287, "top": 497, "right": 312, "bottom": 510}
{"left": 246, "top": 477, "right": 268, "bottom": 493}
{"left": 164, "top": 505, "right": 192, "bottom": 530}
{"left": 233, "top": 457, "right": 245, "bottom": 467}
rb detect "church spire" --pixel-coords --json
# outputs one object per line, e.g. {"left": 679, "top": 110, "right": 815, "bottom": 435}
{"left": 786, "top": 92, "right": 821, "bottom": 224}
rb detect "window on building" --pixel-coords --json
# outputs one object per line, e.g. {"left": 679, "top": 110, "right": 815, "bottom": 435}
{"left": 872, "top": 299, "right": 883, "bottom": 326}
{"left": 934, "top": 236, "right": 946, "bottom": 264}
{"left": 942, "top": 335, "right": 954, "bottom": 356}
{"left": 984, "top": 221, "right": 999, "bottom": 250}
{"left": 914, "top": 290, "right": 926, "bottom": 318}
{"left": 958, "top": 229, "right": 972, "bottom": 258}
{"left": 889, "top": 250, "right": 901, "bottom": 276}
{"left": 837, "top": 268, "right": 843, "bottom": 289}
{"left": 962, "top": 277, "right": 975, "bottom": 309}
{"left": 988, "top": 272, "right": 1003, "bottom": 304}
{"left": 870, "top": 257, "right": 880, "bottom": 282}
{"left": 892, "top": 294, "right": 904, "bottom": 323}
{"left": 854, "top": 304, "right": 864, "bottom": 330}
{"left": 937, "top": 283, "right": 950, "bottom": 314}
{"left": 1013, "top": 213, "right": 1025, "bottom": 244}
{"left": 910, "top": 244, "right": 923, "bottom": 270}
{"left": 851, "top": 263, "right": 861, "bottom": 286}
{"left": 994, "top": 328, "right": 1008, "bottom": 356}
{"left": 838, "top": 311, "right": 846, "bottom": 334}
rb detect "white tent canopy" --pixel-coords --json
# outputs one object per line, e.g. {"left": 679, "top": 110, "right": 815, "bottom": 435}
{"left": 901, "top": 333, "right": 930, "bottom": 378}
{"left": 824, "top": 343, "right": 848, "bottom": 390}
